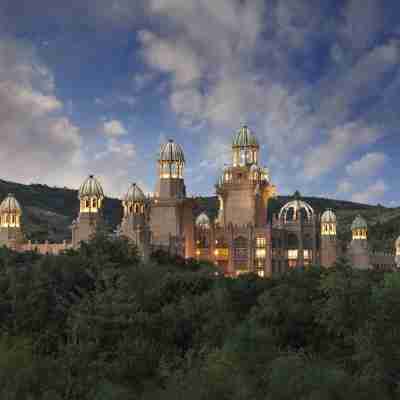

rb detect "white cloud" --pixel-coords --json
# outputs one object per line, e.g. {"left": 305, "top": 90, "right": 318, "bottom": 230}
{"left": 303, "top": 122, "right": 382, "bottom": 180}
{"left": 346, "top": 152, "right": 388, "bottom": 178}
{"left": 0, "top": 37, "right": 83, "bottom": 186}
{"left": 351, "top": 179, "right": 387, "bottom": 204}
{"left": 337, "top": 180, "right": 354, "bottom": 195}
{"left": 102, "top": 119, "right": 128, "bottom": 137}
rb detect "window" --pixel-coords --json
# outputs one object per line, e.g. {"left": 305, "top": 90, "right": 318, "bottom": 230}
{"left": 92, "top": 198, "right": 97, "bottom": 208}
{"left": 288, "top": 250, "right": 298, "bottom": 260}
{"left": 256, "top": 237, "right": 266, "bottom": 248}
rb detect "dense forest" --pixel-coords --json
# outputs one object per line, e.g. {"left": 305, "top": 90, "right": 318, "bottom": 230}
{"left": 1, "top": 233, "right": 400, "bottom": 399}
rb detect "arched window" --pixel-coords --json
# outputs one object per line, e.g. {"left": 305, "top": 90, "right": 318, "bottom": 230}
{"left": 134, "top": 204, "right": 139, "bottom": 214}
{"left": 92, "top": 198, "right": 97, "bottom": 208}
{"left": 85, "top": 199, "right": 90, "bottom": 208}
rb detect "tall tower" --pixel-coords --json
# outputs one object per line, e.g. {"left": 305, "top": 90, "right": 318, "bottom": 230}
{"left": 150, "top": 140, "right": 194, "bottom": 257}
{"left": 0, "top": 194, "right": 23, "bottom": 248}
{"left": 120, "top": 183, "right": 151, "bottom": 261}
{"left": 320, "top": 209, "right": 337, "bottom": 267}
{"left": 348, "top": 215, "right": 370, "bottom": 269}
{"left": 216, "top": 125, "right": 276, "bottom": 227}
{"left": 71, "top": 175, "right": 104, "bottom": 248}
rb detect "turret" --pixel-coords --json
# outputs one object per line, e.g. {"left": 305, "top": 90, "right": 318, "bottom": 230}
{"left": 0, "top": 194, "right": 24, "bottom": 248}
{"left": 72, "top": 175, "right": 105, "bottom": 248}
{"left": 120, "top": 183, "right": 151, "bottom": 261}
{"left": 351, "top": 215, "right": 368, "bottom": 241}
{"left": 320, "top": 209, "right": 337, "bottom": 267}
{"left": 348, "top": 215, "right": 370, "bottom": 269}
{"left": 156, "top": 139, "right": 186, "bottom": 199}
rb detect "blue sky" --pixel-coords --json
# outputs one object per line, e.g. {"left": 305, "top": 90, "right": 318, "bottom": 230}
{"left": 0, "top": 0, "right": 399, "bottom": 205}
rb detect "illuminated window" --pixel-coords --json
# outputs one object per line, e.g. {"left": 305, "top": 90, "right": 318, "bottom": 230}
{"left": 256, "top": 249, "right": 266, "bottom": 259}
{"left": 288, "top": 250, "right": 298, "bottom": 260}
{"left": 256, "top": 237, "right": 266, "bottom": 248}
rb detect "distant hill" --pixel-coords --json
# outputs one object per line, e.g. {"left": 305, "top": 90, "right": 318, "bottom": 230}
{"left": 1, "top": 179, "right": 399, "bottom": 251}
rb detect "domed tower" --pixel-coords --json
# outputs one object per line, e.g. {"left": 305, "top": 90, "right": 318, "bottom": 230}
{"left": 0, "top": 194, "right": 24, "bottom": 248}
{"left": 216, "top": 124, "right": 277, "bottom": 228}
{"left": 156, "top": 139, "right": 186, "bottom": 199}
{"left": 348, "top": 215, "right": 371, "bottom": 270}
{"left": 278, "top": 198, "right": 317, "bottom": 268}
{"left": 119, "top": 183, "right": 151, "bottom": 261}
{"left": 150, "top": 139, "right": 194, "bottom": 258}
{"left": 320, "top": 209, "right": 338, "bottom": 268}
{"left": 72, "top": 175, "right": 105, "bottom": 248}
{"left": 351, "top": 215, "right": 368, "bottom": 241}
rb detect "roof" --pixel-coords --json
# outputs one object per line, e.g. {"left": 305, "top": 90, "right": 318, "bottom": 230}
{"left": 232, "top": 125, "right": 259, "bottom": 148}
{"left": 78, "top": 175, "right": 104, "bottom": 199}
{"left": 321, "top": 209, "right": 337, "bottom": 223}
{"left": 159, "top": 140, "right": 185, "bottom": 163}
{"left": 124, "top": 183, "right": 146, "bottom": 202}
{"left": 0, "top": 193, "right": 21, "bottom": 213}
{"left": 196, "top": 212, "right": 210, "bottom": 227}
{"left": 279, "top": 199, "right": 314, "bottom": 223}
{"left": 351, "top": 215, "right": 368, "bottom": 230}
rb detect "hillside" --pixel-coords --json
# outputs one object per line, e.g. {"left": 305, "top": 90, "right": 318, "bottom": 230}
{"left": 1, "top": 179, "right": 399, "bottom": 251}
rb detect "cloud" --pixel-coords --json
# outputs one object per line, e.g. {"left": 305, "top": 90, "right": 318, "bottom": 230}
{"left": 303, "top": 122, "right": 382, "bottom": 180}
{"left": 337, "top": 180, "right": 354, "bottom": 195}
{"left": 0, "top": 37, "right": 83, "bottom": 186}
{"left": 102, "top": 119, "right": 128, "bottom": 137}
{"left": 351, "top": 179, "right": 387, "bottom": 204}
{"left": 346, "top": 152, "right": 388, "bottom": 178}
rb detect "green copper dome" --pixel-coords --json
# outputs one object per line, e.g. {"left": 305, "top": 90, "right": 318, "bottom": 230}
{"left": 0, "top": 193, "right": 21, "bottom": 213}
{"left": 78, "top": 175, "right": 104, "bottom": 199}
{"left": 159, "top": 140, "right": 185, "bottom": 163}
{"left": 351, "top": 215, "right": 368, "bottom": 230}
{"left": 232, "top": 125, "right": 259, "bottom": 147}
{"left": 124, "top": 183, "right": 146, "bottom": 202}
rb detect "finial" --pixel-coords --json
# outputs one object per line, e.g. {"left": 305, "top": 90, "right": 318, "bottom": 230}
{"left": 89, "top": 174, "right": 94, "bottom": 178}
{"left": 168, "top": 139, "right": 174, "bottom": 143}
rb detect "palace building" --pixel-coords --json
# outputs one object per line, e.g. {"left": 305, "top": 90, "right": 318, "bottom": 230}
{"left": 0, "top": 125, "right": 398, "bottom": 274}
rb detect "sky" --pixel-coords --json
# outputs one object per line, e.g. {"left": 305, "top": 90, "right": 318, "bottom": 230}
{"left": 0, "top": 0, "right": 399, "bottom": 206}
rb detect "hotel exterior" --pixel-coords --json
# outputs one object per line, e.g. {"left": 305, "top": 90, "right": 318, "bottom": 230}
{"left": 0, "top": 125, "right": 398, "bottom": 274}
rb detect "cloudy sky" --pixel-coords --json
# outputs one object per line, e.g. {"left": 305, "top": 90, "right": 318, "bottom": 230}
{"left": 0, "top": 0, "right": 399, "bottom": 205}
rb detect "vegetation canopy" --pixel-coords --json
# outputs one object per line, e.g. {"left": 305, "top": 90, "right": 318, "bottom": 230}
{"left": 1, "top": 234, "right": 400, "bottom": 399}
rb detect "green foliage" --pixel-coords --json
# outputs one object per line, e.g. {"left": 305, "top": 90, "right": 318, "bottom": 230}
{"left": 1, "top": 238, "right": 400, "bottom": 398}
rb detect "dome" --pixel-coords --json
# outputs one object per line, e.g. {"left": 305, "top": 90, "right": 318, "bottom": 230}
{"left": 78, "top": 175, "right": 104, "bottom": 199}
{"left": 351, "top": 215, "right": 368, "bottom": 230}
{"left": 159, "top": 139, "right": 185, "bottom": 163}
{"left": 0, "top": 194, "right": 21, "bottom": 213}
{"left": 321, "top": 209, "right": 336, "bottom": 223}
{"left": 196, "top": 212, "right": 210, "bottom": 228}
{"left": 232, "top": 125, "right": 259, "bottom": 148}
{"left": 279, "top": 199, "right": 314, "bottom": 223}
{"left": 124, "top": 183, "right": 146, "bottom": 202}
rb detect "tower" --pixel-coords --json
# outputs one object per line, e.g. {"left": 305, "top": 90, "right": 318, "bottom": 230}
{"left": 150, "top": 139, "right": 194, "bottom": 257}
{"left": 348, "top": 215, "right": 370, "bottom": 269}
{"left": 320, "top": 209, "right": 337, "bottom": 267}
{"left": 0, "top": 193, "right": 24, "bottom": 248}
{"left": 216, "top": 125, "right": 276, "bottom": 228}
{"left": 119, "top": 183, "right": 151, "bottom": 261}
{"left": 71, "top": 175, "right": 104, "bottom": 248}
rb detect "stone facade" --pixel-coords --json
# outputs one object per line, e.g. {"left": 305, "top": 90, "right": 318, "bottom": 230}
{"left": 0, "top": 125, "right": 399, "bottom": 273}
